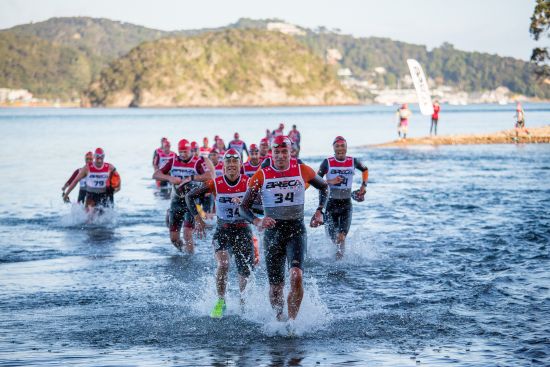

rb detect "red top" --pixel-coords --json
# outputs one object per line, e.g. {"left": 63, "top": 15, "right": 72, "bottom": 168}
{"left": 160, "top": 156, "right": 206, "bottom": 175}
{"left": 432, "top": 104, "right": 440, "bottom": 119}
{"left": 243, "top": 160, "right": 261, "bottom": 177}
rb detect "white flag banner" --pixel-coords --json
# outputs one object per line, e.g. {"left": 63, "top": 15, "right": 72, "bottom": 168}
{"left": 407, "top": 59, "right": 434, "bottom": 116}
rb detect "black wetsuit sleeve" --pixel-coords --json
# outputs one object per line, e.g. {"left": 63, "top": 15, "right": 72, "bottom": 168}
{"left": 353, "top": 158, "right": 368, "bottom": 172}
{"left": 185, "top": 184, "right": 210, "bottom": 216}
{"left": 308, "top": 175, "right": 329, "bottom": 210}
{"left": 239, "top": 188, "right": 260, "bottom": 223}
{"left": 317, "top": 159, "right": 329, "bottom": 178}
{"left": 243, "top": 143, "right": 249, "bottom": 156}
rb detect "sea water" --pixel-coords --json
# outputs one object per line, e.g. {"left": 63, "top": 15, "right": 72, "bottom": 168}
{"left": 0, "top": 104, "right": 549, "bottom": 366}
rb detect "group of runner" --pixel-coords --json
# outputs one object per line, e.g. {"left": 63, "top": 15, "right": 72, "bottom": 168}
{"left": 62, "top": 123, "right": 368, "bottom": 325}
{"left": 149, "top": 125, "right": 367, "bottom": 323}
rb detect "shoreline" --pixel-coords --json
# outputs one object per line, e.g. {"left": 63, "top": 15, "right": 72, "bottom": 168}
{"left": 372, "top": 126, "right": 550, "bottom": 147}
{"left": 2, "top": 100, "right": 550, "bottom": 109}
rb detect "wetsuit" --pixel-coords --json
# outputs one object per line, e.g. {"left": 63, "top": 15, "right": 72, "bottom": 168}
{"left": 318, "top": 156, "right": 368, "bottom": 242}
{"left": 228, "top": 139, "right": 249, "bottom": 159}
{"left": 160, "top": 155, "right": 206, "bottom": 231}
{"left": 186, "top": 175, "right": 255, "bottom": 277}
{"left": 153, "top": 149, "right": 176, "bottom": 188}
{"left": 240, "top": 159, "right": 328, "bottom": 284}
{"left": 85, "top": 162, "right": 114, "bottom": 208}
{"left": 65, "top": 168, "right": 87, "bottom": 204}
{"left": 242, "top": 160, "right": 263, "bottom": 214}
{"left": 199, "top": 146, "right": 211, "bottom": 159}
{"left": 288, "top": 129, "right": 301, "bottom": 148}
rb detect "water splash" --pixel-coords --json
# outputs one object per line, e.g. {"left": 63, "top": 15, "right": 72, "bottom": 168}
{"left": 191, "top": 270, "right": 332, "bottom": 337}
{"left": 60, "top": 202, "right": 118, "bottom": 228}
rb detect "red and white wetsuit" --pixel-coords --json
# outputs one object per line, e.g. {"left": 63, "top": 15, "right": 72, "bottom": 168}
{"left": 228, "top": 139, "right": 247, "bottom": 156}
{"left": 85, "top": 162, "right": 111, "bottom": 193}
{"left": 325, "top": 156, "right": 355, "bottom": 199}
{"left": 242, "top": 160, "right": 261, "bottom": 177}
{"left": 199, "top": 146, "right": 211, "bottom": 159}
{"left": 160, "top": 155, "right": 206, "bottom": 197}
{"left": 260, "top": 159, "right": 306, "bottom": 220}
{"left": 155, "top": 149, "right": 176, "bottom": 169}
{"left": 214, "top": 161, "right": 224, "bottom": 177}
{"left": 213, "top": 174, "right": 249, "bottom": 223}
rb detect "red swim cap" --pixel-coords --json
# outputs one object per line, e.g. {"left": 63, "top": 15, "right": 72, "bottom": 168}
{"left": 191, "top": 141, "right": 198, "bottom": 150}
{"left": 260, "top": 138, "right": 269, "bottom": 146}
{"left": 94, "top": 148, "right": 105, "bottom": 157}
{"left": 178, "top": 139, "right": 190, "bottom": 151}
{"left": 85, "top": 151, "right": 93, "bottom": 158}
{"left": 272, "top": 136, "right": 291, "bottom": 148}
{"left": 249, "top": 144, "right": 259, "bottom": 151}
{"left": 224, "top": 148, "right": 241, "bottom": 160}
{"left": 333, "top": 136, "right": 347, "bottom": 145}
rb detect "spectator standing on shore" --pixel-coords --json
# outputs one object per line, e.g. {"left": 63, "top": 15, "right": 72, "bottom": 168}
{"left": 430, "top": 100, "right": 440, "bottom": 136}
{"left": 397, "top": 104, "right": 412, "bottom": 140}
{"left": 514, "top": 102, "right": 530, "bottom": 140}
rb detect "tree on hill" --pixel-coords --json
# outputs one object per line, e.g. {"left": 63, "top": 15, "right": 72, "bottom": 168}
{"left": 530, "top": 0, "right": 550, "bottom": 79}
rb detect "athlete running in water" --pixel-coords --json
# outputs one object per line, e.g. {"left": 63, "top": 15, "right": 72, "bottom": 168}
{"left": 62, "top": 151, "right": 93, "bottom": 204}
{"left": 397, "top": 104, "right": 412, "bottom": 139}
{"left": 259, "top": 138, "right": 271, "bottom": 161}
{"left": 152, "top": 137, "right": 168, "bottom": 168}
{"left": 214, "top": 138, "right": 226, "bottom": 155}
{"left": 186, "top": 149, "right": 256, "bottom": 318}
{"left": 288, "top": 124, "right": 301, "bottom": 157}
{"left": 152, "top": 139, "right": 176, "bottom": 190}
{"left": 63, "top": 148, "right": 118, "bottom": 211}
{"left": 153, "top": 139, "right": 213, "bottom": 253}
{"left": 272, "top": 123, "right": 285, "bottom": 139}
{"left": 199, "top": 137, "right": 211, "bottom": 158}
{"left": 209, "top": 149, "right": 224, "bottom": 177}
{"left": 228, "top": 132, "right": 249, "bottom": 160}
{"left": 317, "top": 136, "right": 368, "bottom": 260}
{"left": 242, "top": 144, "right": 261, "bottom": 177}
{"left": 240, "top": 136, "right": 328, "bottom": 322}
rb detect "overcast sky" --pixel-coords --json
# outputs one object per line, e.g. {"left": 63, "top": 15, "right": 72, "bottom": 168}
{"left": 0, "top": 0, "right": 542, "bottom": 60}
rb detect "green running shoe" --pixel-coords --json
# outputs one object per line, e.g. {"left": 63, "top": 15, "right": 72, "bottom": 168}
{"left": 210, "top": 298, "right": 226, "bottom": 319}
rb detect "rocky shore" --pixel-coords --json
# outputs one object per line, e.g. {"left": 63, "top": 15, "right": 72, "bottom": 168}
{"left": 374, "top": 126, "right": 550, "bottom": 147}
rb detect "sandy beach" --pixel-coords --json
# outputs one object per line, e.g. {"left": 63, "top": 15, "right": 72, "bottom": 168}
{"left": 374, "top": 125, "right": 550, "bottom": 147}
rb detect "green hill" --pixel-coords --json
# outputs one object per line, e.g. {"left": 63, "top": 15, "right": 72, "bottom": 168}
{"left": 84, "top": 29, "right": 357, "bottom": 107}
{"left": 299, "top": 31, "right": 550, "bottom": 98}
{"left": 4, "top": 17, "right": 168, "bottom": 62}
{"left": 0, "top": 32, "right": 93, "bottom": 99}
{"left": 0, "top": 16, "right": 548, "bottom": 102}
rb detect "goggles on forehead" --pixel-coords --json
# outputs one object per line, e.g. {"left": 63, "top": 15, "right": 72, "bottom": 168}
{"left": 224, "top": 153, "right": 240, "bottom": 160}
{"left": 272, "top": 140, "right": 291, "bottom": 148}
{"left": 94, "top": 154, "right": 105, "bottom": 158}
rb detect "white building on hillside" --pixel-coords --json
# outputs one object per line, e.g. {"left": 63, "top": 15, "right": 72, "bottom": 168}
{"left": 266, "top": 22, "right": 306, "bottom": 36}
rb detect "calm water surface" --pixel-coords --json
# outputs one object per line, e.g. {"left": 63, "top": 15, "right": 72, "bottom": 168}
{"left": 0, "top": 105, "right": 549, "bottom": 366}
